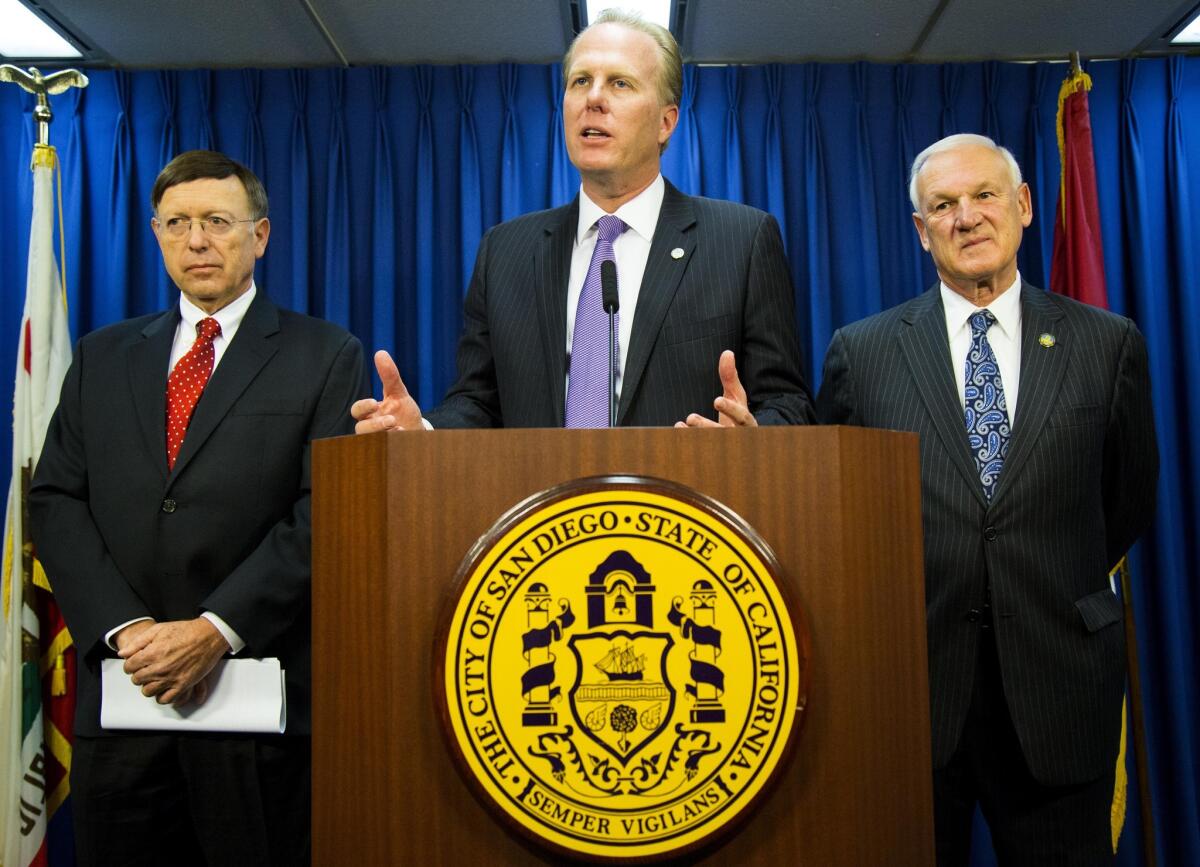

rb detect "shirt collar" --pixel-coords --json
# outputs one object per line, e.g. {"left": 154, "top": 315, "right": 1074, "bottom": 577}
{"left": 940, "top": 272, "right": 1022, "bottom": 339}
{"left": 178, "top": 281, "right": 257, "bottom": 335}
{"left": 576, "top": 175, "right": 665, "bottom": 245}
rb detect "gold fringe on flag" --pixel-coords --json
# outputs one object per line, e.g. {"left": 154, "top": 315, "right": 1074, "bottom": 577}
{"left": 1111, "top": 555, "right": 1139, "bottom": 855}
{"left": 1055, "top": 68, "right": 1094, "bottom": 229}
{"left": 1113, "top": 697, "right": 1129, "bottom": 852}
{"left": 40, "top": 623, "right": 72, "bottom": 698}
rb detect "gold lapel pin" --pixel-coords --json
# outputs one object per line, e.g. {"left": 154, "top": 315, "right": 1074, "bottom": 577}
{"left": 671, "top": 247, "right": 685, "bottom": 260}
{"left": 1038, "top": 333, "right": 1056, "bottom": 348}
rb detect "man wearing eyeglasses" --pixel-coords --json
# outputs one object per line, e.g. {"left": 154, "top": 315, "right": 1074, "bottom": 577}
{"left": 29, "top": 150, "right": 364, "bottom": 866}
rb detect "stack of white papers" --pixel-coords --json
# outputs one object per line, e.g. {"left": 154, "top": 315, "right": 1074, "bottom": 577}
{"left": 101, "top": 657, "right": 286, "bottom": 733}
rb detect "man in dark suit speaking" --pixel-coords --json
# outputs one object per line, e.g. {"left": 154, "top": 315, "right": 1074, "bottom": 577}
{"left": 818, "top": 133, "right": 1158, "bottom": 865}
{"left": 29, "top": 151, "right": 364, "bottom": 865}
{"left": 353, "top": 9, "right": 813, "bottom": 432}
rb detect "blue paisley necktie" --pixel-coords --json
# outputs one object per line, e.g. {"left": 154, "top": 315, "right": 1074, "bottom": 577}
{"left": 964, "top": 309, "right": 1010, "bottom": 500}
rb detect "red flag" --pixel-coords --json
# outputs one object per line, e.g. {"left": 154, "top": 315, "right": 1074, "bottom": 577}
{"left": 1051, "top": 65, "right": 1131, "bottom": 853}
{"left": 1051, "top": 67, "right": 1108, "bottom": 309}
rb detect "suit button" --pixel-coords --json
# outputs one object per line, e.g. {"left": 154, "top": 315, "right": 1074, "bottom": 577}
{"left": 161, "top": 498, "right": 177, "bottom": 513}
{"left": 984, "top": 526, "right": 997, "bottom": 541}
{"left": 966, "top": 609, "right": 980, "bottom": 623}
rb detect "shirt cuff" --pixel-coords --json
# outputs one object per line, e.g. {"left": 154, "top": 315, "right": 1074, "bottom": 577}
{"left": 105, "top": 617, "right": 153, "bottom": 651}
{"left": 200, "top": 611, "right": 245, "bottom": 654}
{"left": 422, "top": 417, "right": 433, "bottom": 430}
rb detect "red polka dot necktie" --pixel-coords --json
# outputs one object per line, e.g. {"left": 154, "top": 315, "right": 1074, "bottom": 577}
{"left": 166, "top": 317, "right": 221, "bottom": 469}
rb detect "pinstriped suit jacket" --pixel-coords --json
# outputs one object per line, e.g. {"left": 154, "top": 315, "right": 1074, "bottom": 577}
{"left": 426, "top": 180, "right": 814, "bottom": 428}
{"left": 817, "top": 282, "right": 1158, "bottom": 786}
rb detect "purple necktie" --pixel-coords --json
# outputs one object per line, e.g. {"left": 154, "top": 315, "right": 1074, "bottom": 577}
{"left": 565, "top": 214, "right": 627, "bottom": 428}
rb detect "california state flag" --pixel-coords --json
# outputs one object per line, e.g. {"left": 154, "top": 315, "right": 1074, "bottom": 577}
{"left": 0, "top": 143, "right": 74, "bottom": 867}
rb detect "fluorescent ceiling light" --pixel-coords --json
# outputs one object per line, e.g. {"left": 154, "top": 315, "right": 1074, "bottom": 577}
{"left": 586, "top": 0, "right": 673, "bottom": 31}
{"left": 0, "top": 0, "right": 81, "bottom": 58}
{"left": 1171, "top": 9, "right": 1200, "bottom": 43}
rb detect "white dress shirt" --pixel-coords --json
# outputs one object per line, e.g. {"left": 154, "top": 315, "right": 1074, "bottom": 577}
{"left": 942, "top": 273, "right": 1023, "bottom": 422}
{"left": 105, "top": 284, "right": 258, "bottom": 654}
{"left": 167, "top": 282, "right": 256, "bottom": 375}
{"left": 565, "top": 175, "right": 665, "bottom": 399}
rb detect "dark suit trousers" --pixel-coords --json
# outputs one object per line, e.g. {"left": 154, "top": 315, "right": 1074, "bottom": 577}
{"left": 71, "top": 733, "right": 309, "bottom": 867}
{"left": 933, "top": 624, "right": 1115, "bottom": 867}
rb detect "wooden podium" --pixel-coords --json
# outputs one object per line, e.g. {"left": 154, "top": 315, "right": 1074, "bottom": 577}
{"left": 312, "top": 426, "right": 933, "bottom": 864}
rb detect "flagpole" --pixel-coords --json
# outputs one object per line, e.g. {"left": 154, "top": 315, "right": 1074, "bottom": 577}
{"left": 1119, "top": 556, "right": 1158, "bottom": 866}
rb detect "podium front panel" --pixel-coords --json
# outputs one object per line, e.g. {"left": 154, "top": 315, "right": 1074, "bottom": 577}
{"left": 312, "top": 426, "right": 932, "bottom": 865}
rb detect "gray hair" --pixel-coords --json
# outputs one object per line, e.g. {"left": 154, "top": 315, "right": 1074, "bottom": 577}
{"left": 563, "top": 8, "right": 683, "bottom": 109}
{"left": 908, "top": 133, "right": 1023, "bottom": 212}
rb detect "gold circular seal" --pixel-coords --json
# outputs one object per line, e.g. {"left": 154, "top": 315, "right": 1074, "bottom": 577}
{"left": 436, "top": 477, "right": 809, "bottom": 861}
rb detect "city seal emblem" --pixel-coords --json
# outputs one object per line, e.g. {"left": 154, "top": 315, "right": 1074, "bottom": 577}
{"left": 436, "top": 476, "right": 810, "bottom": 861}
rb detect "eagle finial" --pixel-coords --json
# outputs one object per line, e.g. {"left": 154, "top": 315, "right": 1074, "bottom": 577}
{"left": 0, "top": 65, "right": 89, "bottom": 145}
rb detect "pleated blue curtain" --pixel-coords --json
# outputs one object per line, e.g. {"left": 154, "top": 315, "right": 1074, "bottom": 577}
{"left": 1158, "top": 74, "right": 1200, "bottom": 867}
{"left": 240, "top": 71, "right": 268, "bottom": 298}
{"left": 193, "top": 71, "right": 215, "bottom": 150}
{"left": 457, "top": 67, "right": 483, "bottom": 299}
{"left": 941, "top": 64, "right": 962, "bottom": 137}
{"left": 414, "top": 66, "right": 437, "bottom": 404}
{"left": 239, "top": 71, "right": 266, "bottom": 185}
{"left": 1, "top": 58, "right": 1197, "bottom": 866}
{"left": 1022, "top": 64, "right": 1053, "bottom": 279}
{"left": 286, "top": 70, "right": 311, "bottom": 316}
{"left": 546, "top": 65, "right": 578, "bottom": 207}
{"left": 661, "top": 64, "right": 701, "bottom": 195}
{"left": 1166, "top": 61, "right": 1200, "bottom": 455}
{"left": 849, "top": 63, "right": 883, "bottom": 323}
{"left": 1113, "top": 58, "right": 1200, "bottom": 867}
{"left": 722, "top": 70, "right": 744, "bottom": 203}
{"left": 322, "top": 70, "right": 351, "bottom": 328}
{"left": 763, "top": 65, "right": 788, "bottom": 240}
{"left": 981, "top": 63, "right": 1000, "bottom": 141}
{"left": 13, "top": 94, "right": 34, "bottom": 289}
{"left": 894, "top": 66, "right": 929, "bottom": 308}
{"left": 154, "top": 72, "right": 179, "bottom": 310}
{"left": 371, "top": 68, "right": 399, "bottom": 359}
{"left": 62, "top": 86, "right": 86, "bottom": 342}
{"left": 499, "top": 64, "right": 523, "bottom": 223}
{"left": 798, "top": 66, "right": 831, "bottom": 377}
{"left": 105, "top": 71, "right": 135, "bottom": 324}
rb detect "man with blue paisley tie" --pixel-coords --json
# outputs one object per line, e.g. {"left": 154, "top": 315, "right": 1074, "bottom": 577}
{"left": 817, "top": 134, "right": 1158, "bottom": 866}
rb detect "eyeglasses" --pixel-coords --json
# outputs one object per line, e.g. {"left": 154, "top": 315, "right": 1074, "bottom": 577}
{"left": 154, "top": 215, "right": 258, "bottom": 239}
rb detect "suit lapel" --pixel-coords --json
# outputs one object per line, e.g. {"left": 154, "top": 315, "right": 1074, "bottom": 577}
{"left": 129, "top": 309, "right": 179, "bottom": 481}
{"left": 989, "top": 282, "right": 1068, "bottom": 507}
{"left": 897, "top": 286, "right": 988, "bottom": 508}
{"left": 168, "top": 293, "right": 280, "bottom": 482}
{"left": 618, "top": 181, "right": 696, "bottom": 424}
{"left": 535, "top": 201, "right": 577, "bottom": 426}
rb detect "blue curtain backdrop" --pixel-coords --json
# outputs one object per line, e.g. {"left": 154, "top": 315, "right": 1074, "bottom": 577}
{"left": 1, "top": 57, "right": 1196, "bottom": 865}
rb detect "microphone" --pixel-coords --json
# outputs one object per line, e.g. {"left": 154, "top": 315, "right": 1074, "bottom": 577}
{"left": 601, "top": 260, "right": 619, "bottom": 314}
{"left": 600, "top": 260, "right": 619, "bottom": 427}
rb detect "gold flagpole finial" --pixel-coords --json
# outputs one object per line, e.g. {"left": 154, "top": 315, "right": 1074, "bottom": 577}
{"left": 0, "top": 65, "right": 89, "bottom": 147}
